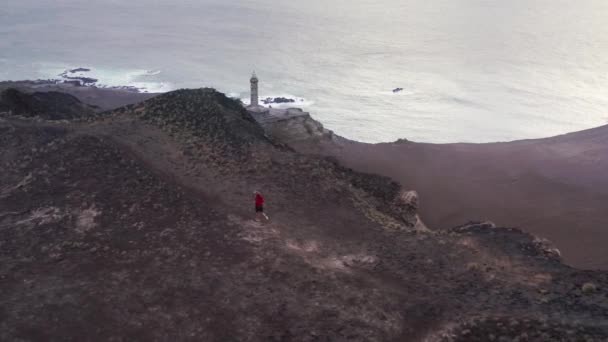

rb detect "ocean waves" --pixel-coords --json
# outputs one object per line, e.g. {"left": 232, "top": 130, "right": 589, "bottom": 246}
{"left": 42, "top": 65, "right": 173, "bottom": 93}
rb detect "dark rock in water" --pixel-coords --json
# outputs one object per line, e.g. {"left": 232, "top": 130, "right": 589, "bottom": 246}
{"left": 63, "top": 80, "right": 82, "bottom": 87}
{"left": 69, "top": 68, "right": 91, "bottom": 73}
{"left": 392, "top": 88, "right": 404, "bottom": 93}
{"left": 63, "top": 76, "right": 98, "bottom": 85}
{"left": 261, "top": 97, "right": 296, "bottom": 105}
{"left": 56, "top": 69, "right": 98, "bottom": 86}
{"left": 0, "top": 88, "right": 95, "bottom": 120}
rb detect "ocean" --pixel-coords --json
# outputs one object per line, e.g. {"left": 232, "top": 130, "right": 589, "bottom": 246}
{"left": 2, "top": 0, "right": 608, "bottom": 143}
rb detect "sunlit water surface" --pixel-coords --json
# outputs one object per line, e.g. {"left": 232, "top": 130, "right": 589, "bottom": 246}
{"left": 2, "top": 0, "right": 608, "bottom": 143}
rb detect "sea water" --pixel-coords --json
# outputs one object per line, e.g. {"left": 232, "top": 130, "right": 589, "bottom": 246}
{"left": 1, "top": 0, "right": 608, "bottom": 143}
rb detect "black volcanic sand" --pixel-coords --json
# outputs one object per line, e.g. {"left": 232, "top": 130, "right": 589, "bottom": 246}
{"left": 313, "top": 130, "right": 608, "bottom": 271}
{"left": 1, "top": 89, "right": 608, "bottom": 341}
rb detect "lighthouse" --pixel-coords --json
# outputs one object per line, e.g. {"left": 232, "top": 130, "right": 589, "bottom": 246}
{"left": 250, "top": 72, "right": 259, "bottom": 107}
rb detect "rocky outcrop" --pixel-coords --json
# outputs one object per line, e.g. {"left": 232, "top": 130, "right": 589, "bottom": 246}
{"left": 391, "top": 190, "right": 423, "bottom": 229}
{"left": 268, "top": 113, "right": 333, "bottom": 143}
{"left": 248, "top": 107, "right": 334, "bottom": 145}
{"left": 261, "top": 96, "right": 296, "bottom": 105}
{"left": 450, "top": 221, "right": 563, "bottom": 263}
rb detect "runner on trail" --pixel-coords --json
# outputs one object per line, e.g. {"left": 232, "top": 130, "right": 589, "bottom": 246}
{"left": 254, "top": 190, "right": 269, "bottom": 221}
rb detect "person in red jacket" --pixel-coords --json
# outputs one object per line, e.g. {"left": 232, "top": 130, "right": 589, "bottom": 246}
{"left": 254, "top": 190, "right": 269, "bottom": 221}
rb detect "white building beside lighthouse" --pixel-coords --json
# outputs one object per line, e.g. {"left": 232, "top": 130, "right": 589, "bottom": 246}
{"left": 244, "top": 72, "right": 331, "bottom": 143}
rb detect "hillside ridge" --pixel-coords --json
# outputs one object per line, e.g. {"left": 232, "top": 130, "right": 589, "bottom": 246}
{"left": 1, "top": 88, "right": 607, "bottom": 341}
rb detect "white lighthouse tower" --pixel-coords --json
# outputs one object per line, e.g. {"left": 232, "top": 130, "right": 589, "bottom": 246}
{"left": 250, "top": 72, "right": 259, "bottom": 107}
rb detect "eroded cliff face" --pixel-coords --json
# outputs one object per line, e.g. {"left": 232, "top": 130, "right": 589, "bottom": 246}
{"left": 248, "top": 107, "right": 334, "bottom": 144}
{"left": 268, "top": 113, "right": 333, "bottom": 142}
{"left": 1, "top": 89, "right": 607, "bottom": 341}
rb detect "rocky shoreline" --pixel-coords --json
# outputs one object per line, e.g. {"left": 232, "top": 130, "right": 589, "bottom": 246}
{"left": 259, "top": 96, "right": 308, "bottom": 105}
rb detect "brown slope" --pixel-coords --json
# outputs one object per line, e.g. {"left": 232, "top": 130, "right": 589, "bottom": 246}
{"left": 1, "top": 90, "right": 608, "bottom": 341}
{"left": 316, "top": 125, "right": 608, "bottom": 270}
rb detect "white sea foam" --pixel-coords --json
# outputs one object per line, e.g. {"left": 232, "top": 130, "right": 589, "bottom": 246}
{"left": 241, "top": 94, "right": 314, "bottom": 108}
{"left": 39, "top": 65, "right": 174, "bottom": 93}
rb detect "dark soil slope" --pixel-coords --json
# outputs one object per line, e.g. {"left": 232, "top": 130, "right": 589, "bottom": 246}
{"left": 117, "top": 88, "right": 267, "bottom": 142}
{"left": 316, "top": 132, "right": 608, "bottom": 270}
{"left": 0, "top": 81, "right": 157, "bottom": 111}
{"left": 1, "top": 89, "right": 607, "bottom": 341}
{"left": 0, "top": 88, "right": 95, "bottom": 120}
